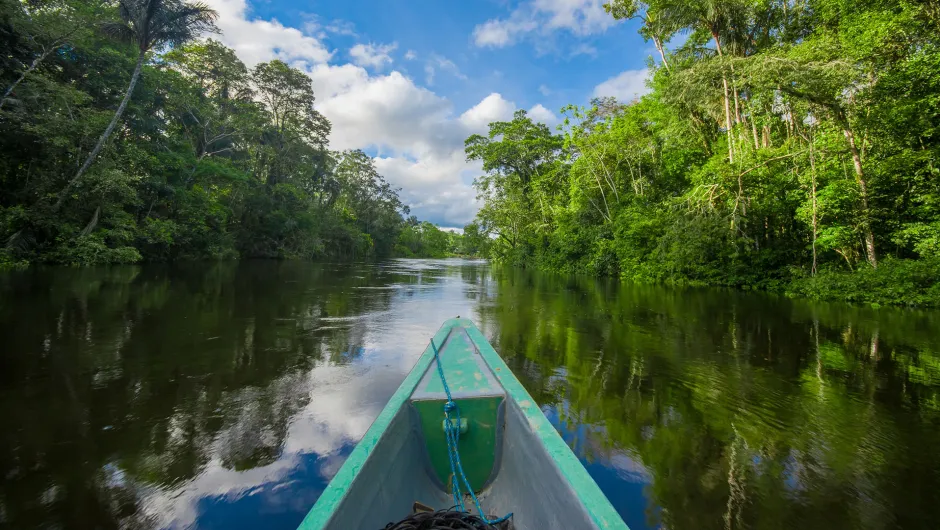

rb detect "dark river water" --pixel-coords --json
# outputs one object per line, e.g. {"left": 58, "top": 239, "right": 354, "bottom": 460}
{"left": 2, "top": 259, "right": 939, "bottom": 530}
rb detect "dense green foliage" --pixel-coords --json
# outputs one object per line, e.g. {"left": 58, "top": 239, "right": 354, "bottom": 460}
{"left": 394, "top": 220, "right": 493, "bottom": 258}
{"left": 0, "top": 0, "right": 473, "bottom": 267}
{"left": 467, "top": 0, "right": 940, "bottom": 306}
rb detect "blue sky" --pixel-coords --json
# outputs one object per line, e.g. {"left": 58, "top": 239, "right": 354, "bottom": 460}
{"left": 206, "top": 0, "right": 658, "bottom": 227}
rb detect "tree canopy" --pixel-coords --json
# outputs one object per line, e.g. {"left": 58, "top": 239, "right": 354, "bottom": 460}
{"left": 467, "top": 0, "right": 940, "bottom": 306}
{"left": 0, "top": 0, "right": 473, "bottom": 266}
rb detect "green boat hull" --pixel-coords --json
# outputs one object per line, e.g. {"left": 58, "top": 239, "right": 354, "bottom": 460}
{"left": 296, "top": 318, "right": 629, "bottom": 530}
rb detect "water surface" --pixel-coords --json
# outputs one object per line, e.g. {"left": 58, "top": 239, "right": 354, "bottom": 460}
{"left": 1, "top": 260, "right": 938, "bottom": 529}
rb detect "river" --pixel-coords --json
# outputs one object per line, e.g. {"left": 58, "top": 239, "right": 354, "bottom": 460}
{"left": 1, "top": 259, "right": 939, "bottom": 529}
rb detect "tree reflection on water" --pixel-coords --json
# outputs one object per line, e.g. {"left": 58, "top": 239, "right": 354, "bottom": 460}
{"left": 1, "top": 260, "right": 938, "bottom": 529}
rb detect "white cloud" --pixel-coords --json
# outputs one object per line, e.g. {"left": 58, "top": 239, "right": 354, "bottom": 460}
{"left": 308, "top": 62, "right": 368, "bottom": 99}
{"left": 528, "top": 103, "right": 559, "bottom": 125}
{"left": 456, "top": 95, "right": 556, "bottom": 134}
{"left": 404, "top": 49, "right": 417, "bottom": 60}
{"left": 205, "top": 0, "right": 333, "bottom": 67}
{"left": 538, "top": 84, "right": 552, "bottom": 96}
{"left": 325, "top": 19, "right": 357, "bottom": 37}
{"left": 425, "top": 54, "right": 467, "bottom": 85}
{"left": 570, "top": 42, "right": 598, "bottom": 57}
{"left": 472, "top": 17, "right": 537, "bottom": 47}
{"left": 459, "top": 93, "right": 517, "bottom": 133}
{"left": 205, "top": 0, "right": 565, "bottom": 227}
{"left": 425, "top": 64, "right": 436, "bottom": 85}
{"left": 375, "top": 153, "right": 483, "bottom": 226}
{"left": 473, "top": 0, "right": 617, "bottom": 48}
{"left": 349, "top": 41, "right": 398, "bottom": 69}
{"left": 302, "top": 15, "right": 357, "bottom": 39}
{"left": 313, "top": 67, "right": 456, "bottom": 154}
{"left": 535, "top": 0, "right": 613, "bottom": 33}
{"left": 432, "top": 55, "right": 467, "bottom": 80}
{"left": 593, "top": 68, "right": 650, "bottom": 103}
{"left": 312, "top": 69, "right": 507, "bottom": 225}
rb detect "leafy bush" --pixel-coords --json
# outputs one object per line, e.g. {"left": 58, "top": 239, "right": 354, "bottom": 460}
{"left": 788, "top": 258, "right": 940, "bottom": 307}
{"left": 51, "top": 233, "right": 142, "bottom": 266}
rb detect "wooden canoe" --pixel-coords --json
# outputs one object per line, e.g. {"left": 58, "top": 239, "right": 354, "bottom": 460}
{"left": 296, "top": 317, "right": 629, "bottom": 530}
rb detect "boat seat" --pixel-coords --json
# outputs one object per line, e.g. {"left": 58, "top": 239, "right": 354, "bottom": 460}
{"left": 408, "top": 326, "right": 506, "bottom": 493}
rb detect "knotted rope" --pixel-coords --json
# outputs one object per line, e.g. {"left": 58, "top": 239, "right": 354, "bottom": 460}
{"left": 431, "top": 338, "right": 512, "bottom": 526}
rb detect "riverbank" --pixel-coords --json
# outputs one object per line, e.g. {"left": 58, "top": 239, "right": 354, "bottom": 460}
{"left": 504, "top": 254, "right": 940, "bottom": 309}
{"left": 787, "top": 258, "right": 940, "bottom": 308}
{"left": 462, "top": 0, "right": 939, "bottom": 313}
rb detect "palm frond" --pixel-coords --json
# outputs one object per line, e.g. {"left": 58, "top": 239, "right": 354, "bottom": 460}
{"left": 117, "top": 0, "right": 134, "bottom": 22}
{"left": 100, "top": 21, "right": 136, "bottom": 43}
{"left": 150, "top": 1, "right": 219, "bottom": 48}
{"left": 146, "top": 0, "right": 164, "bottom": 26}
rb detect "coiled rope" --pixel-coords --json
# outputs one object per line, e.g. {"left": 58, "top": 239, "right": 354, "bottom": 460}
{"left": 431, "top": 339, "right": 512, "bottom": 526}
{"left": 382, "top": 508, "right": 510, "bottom": 530}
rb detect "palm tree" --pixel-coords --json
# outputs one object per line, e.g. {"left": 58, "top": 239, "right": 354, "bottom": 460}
{"left": 603, "top": 1, "right": 679, "bottom": 71}
{"left": 659, "top": 0, "right": 736, "bottom": 162}
{"left": 56, "top": 0, "right": 218, "bottom": 209}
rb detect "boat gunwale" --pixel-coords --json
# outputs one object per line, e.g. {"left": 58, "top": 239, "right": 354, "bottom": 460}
{"left": 296, "top": 317, "right": 629, "bottom": 530}
{"left": 463, "top": 324, "right": 628, "bottom": 530}
{"left": 295, "top": 320, "right": 453, "bottom": 530}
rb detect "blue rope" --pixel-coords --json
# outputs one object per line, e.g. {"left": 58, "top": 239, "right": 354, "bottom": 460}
{"left": 431, "top": 339, "right": 512, "bottom": 526}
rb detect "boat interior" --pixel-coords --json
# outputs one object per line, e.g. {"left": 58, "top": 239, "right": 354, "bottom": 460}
{"left": 318, "top": 325, "right": 600, "bottom": 530}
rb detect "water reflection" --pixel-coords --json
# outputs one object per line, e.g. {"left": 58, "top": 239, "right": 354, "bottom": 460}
{"left": 479, "top": 268, "right": 940, "bottom": 530}
{"left": 0, "top": 260, "right": 487, "bottom": 529}
{"left": 1, "top": 260, "right": 939, "bottom": 529}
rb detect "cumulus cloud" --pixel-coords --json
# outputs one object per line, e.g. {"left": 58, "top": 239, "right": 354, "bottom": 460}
{"left": 349, "top": 41, "right": 398, "bottom": 69}
{"left": 593, "top": 68, "right": 650, "bottom": 103}
{"left": 458, "top": 95, "right": 558, "bottom": 133}
{"left": 472, "top": 17, "right": 538, "bottom": 47}
{"left": 473, "top": 0, "right": 617, "bottom": 48}
{"left": 528, "top": 103, "right": 559, "bottom": 125}
{"left": 312, "top": 68, "right": 455, "bottom": 155}
{"left": 206, "top": 0, "right": 333, "bottom": 67}
{"left": 404, "top": 49, "right": 417, "bottom": 60}
{"left": 309, "top": 66, "right": 498, "bottom": 225}
{"left": 203, "top": 0, "right": 565, "bottom": 227}
{"left": 375, "top": 153, "right": 483, "bottom": 227}
{"left": 459, "top": 93, "right": 516, "bottom": 132}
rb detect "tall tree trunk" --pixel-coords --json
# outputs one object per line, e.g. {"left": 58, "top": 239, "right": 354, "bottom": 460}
{"left": 842, "top": 124, "right": 877, "bottom": 268}
{"left": 809, "top": 143, "right": 819, "bottom": 276}
{"left": 55, "top": 51, "right": 146, "bottom": 210}
{"left": 750, "top": 115, "right": 760, "bottom": 151}
{"left": 0, "top": 47, "right": 56, "bottom": 110}
{"left": 712, "top": 31, "right": 734, "bottom": 164}
{"left": 653, "top": 36, "right": 670, "bottom": 71}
